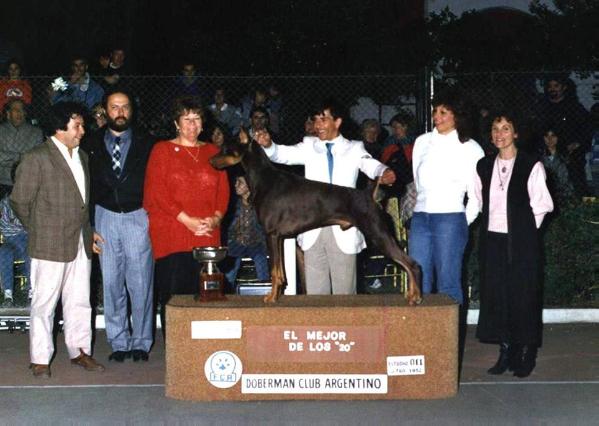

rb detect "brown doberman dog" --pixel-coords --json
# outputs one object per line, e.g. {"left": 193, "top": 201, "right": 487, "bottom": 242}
{"left": 210, "top": 134, "right": 422, "bottom": 305}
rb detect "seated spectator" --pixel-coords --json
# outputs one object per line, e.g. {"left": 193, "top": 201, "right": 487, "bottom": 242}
{"left": 0, "top": 99, "right": 43, "bottom": 199}
{"left": 91, "top": 49, "right": 110, "bottom": 76}
{"left": 0, "top": 60, "right": 32, "bottom": 112}
{"left": 539, "top": 75, "right": 591, "bottom": 197}
{"left": 248, "top": 106, "right": 276, "bottom": 140}
{"left": 90, "top": 103, "right": 107, "bottom": 132}
{"left": 101, "top": 47, "right": 132, "bottom": 89}
{"left": 357, "top": 119, "right": 385, "bottom": 191}
{"left": 304, "top": 114, "right": 317, "bottom": 137}
{"left": 267, "top": 84, "right": 283, "bottom": 134}
{"left": 224, "top": 175, "right": 270, "bottom": 289}
{"left": 241, "top": 87, "right": 269, "bottom": 127}
{"left": 51, "top": 55, "right": 104, "bottom": 110}
{"left": 0, "top": 164, "right": 30, "bottom": 307}
{"left": 360, "top": 119, "right": 384, "bottom": 160}
{"left": 208, "top": 88, "right": 241, "bottom": 134}
{"left": 382, "top": 113, "right": 415, "bottom": 163}
{"left": 542, "top": 127, "right": 576, "bottom": 208}
{"left": 172, "top": 62, "right": 204, "bottom": 102}
{"left": 210, "top": 122, "right": 229, "bottom": 148}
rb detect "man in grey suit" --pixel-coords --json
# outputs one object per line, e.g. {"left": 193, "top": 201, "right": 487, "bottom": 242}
{"left": 11, "top": 102, "right": 105, "bottom": 378}
{"left": 82, "top": 89, "right": 154, "bottom": 362}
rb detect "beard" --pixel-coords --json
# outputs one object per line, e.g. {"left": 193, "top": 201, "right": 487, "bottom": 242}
{"left": 107, "top": 115, "right": 131, "bottom": 132}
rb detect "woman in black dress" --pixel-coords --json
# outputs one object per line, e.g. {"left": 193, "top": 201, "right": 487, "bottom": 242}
{"left": 475, "top": 111, "right": 554, "bottom": 378}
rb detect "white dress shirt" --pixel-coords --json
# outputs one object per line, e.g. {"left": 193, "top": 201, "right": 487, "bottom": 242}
{"left": 263, "top": 135, "right": 387, "bottom": 253}
{"left": 51, "top": 136, "right": 86, "bottom": 201}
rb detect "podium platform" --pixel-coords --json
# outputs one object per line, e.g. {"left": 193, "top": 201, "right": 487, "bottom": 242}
{"left": 165, "top": 294, "right": 458, "bottom": 401}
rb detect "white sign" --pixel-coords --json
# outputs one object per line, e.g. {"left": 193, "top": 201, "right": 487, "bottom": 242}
{"left": 241, "top": 374, "right": 387, "bottom": 394}
{"left": 192, "top": 321, "right": 242, "bottom": 339}
{"left": 204, "top": 351, "right": 242, "bottom": 388}
{"left": 387, "top": 355, "right": 425, "bottom": 376}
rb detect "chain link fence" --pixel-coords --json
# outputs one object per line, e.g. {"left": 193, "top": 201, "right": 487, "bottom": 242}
{"left": 0, "top": 72, "right": 597, "bottom": 310}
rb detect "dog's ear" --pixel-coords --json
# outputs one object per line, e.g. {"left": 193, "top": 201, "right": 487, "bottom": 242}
{"left": 248, "top": 139, "right": 258, "bottom": 153}
{"left": 239, "top": 127, "right": 250, "bottom": 145}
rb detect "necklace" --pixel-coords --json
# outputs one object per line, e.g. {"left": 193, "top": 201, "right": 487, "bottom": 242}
{"left": 495, "top": 154, "right": 516, "bottom": 191}
{"left": 183, "top": 144, "right": 200, "bottom": 162}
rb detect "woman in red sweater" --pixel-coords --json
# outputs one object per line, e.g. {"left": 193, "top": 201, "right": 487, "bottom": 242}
{"left": 144, "top": 96, "right": 229, "bottom": 327}
{"left": 0, "top": 61, "right": 32, "bottom": 112}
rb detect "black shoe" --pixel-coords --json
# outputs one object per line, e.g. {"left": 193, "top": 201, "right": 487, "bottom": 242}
{"left": 508, "top": 344, "right": 523, "bottom": 373}
{"left": 108, "top": 351, "right": 131, "bottom": 362}
{"left": 487, "top": 342, "right": 511, "bottom": 375}
{"left": 132, "top": 350, "right": 149, "bottom": 362}
{"left": 513, "top": 346, "right": 537, "bottom": 378}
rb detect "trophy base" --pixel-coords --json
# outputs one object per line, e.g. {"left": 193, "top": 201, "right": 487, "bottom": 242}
{"left": 195, "top": 291, "right": 227, "bottom": 302}
{"left": 196, "top": 272, "right": 227, "bottom": 302}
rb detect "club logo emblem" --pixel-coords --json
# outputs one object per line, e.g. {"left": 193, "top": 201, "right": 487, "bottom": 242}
{"left": 204, "top": 351, "right": 242, "bottom": 388}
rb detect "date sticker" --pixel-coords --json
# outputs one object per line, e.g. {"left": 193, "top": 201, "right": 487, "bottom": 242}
{"left": 386, "top": 355, "right": 425, "bottom": 376}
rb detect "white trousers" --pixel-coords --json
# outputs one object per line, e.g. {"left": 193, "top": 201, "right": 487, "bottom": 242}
{"left": 29, "top": 235, "right": 92, "bottom": 364}
{"left": 304, "top": 227, "right": 357, "bottom": 295}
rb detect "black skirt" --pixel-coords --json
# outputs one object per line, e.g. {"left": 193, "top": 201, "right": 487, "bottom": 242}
{"left": 155, "top": 251, "right": 199, "bottom": 304}
{"left": 476, "top": 232, "right": 543, "bottom": 347}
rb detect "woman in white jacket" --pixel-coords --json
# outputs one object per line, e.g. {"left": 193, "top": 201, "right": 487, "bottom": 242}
{"left": 409, "top": 89, "right": 484, "bottom": 304}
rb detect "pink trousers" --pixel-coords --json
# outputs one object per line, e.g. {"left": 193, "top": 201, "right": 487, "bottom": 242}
{"left": 29, "top": 236, "right": 92, "bottom": 364}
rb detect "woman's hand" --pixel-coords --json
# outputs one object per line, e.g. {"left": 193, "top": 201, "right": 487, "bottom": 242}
{"left": 177, "top": 211, "right": 204, "bottom": 234}
{"left": 178, "top": 211, "right": 222, "bottom": 237}
{"left": 195, "top": 212, "right": 223, "bottom": 236}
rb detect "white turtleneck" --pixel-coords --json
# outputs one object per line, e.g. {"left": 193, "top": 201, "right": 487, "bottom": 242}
{"left": 412, "top": 128, "right": 484, "bottom": 224}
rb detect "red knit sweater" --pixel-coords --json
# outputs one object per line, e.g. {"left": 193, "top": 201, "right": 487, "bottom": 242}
{"left": 143, "top": 141, "right": 229, "bottom": 259}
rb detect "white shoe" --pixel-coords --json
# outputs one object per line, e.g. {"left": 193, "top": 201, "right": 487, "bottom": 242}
{"left": 369, "top": 279, "right": 383, "bottom": 289}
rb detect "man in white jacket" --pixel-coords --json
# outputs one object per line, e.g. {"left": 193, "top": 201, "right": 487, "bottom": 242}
{"left": 255, "top": 99, "right": 396, "bottom": 295}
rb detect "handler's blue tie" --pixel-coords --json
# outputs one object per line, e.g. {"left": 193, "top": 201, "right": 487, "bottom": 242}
{"left": 325, "top": 142, "right": 334, "bottom": 184}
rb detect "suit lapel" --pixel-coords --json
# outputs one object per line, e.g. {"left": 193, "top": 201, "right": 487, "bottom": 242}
{"left": 46, "top": 139, "right": 85, "bottom": 204}
{"left": 335, "top": 136, "right": 353, "bottom": 156}
{"left": 119, "top": 133, "right": 142, "bottom": 179}
{"left": 96, "top": 134, "right": 114, "bottom": 169}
